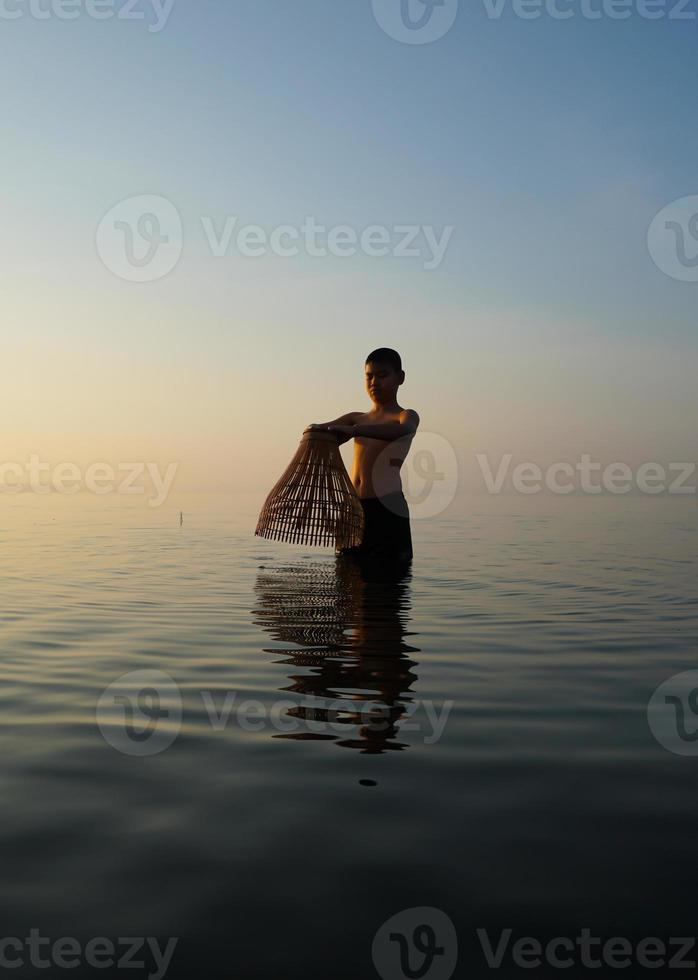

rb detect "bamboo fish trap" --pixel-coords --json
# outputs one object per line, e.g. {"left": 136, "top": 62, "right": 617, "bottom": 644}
{"left": 255, "top": 430, "right": 364, "bottom": 549}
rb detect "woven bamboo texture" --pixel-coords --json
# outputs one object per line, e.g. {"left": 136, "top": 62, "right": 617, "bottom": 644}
{"left": 255, "top": 431, "right": 364, "bottom": 548}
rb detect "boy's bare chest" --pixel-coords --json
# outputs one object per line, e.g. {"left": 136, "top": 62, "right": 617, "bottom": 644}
{"left": 353, "top": 414, "right": 413, "bottom": 464}
{"left": 355, "top": 411, "right": 402, "bottom": 432}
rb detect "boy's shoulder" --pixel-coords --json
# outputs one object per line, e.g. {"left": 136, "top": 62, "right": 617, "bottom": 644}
{"left": 399, "top": 407, "right": 420, "bottom": 427}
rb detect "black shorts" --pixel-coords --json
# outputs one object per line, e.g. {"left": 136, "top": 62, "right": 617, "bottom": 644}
{"left": 339, "top": 491, "right": 413, "bottom": 561}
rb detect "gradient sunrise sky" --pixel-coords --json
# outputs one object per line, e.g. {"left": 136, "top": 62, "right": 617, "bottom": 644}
{"left": 3, "top": 0, "right": 696, "bottom": 498}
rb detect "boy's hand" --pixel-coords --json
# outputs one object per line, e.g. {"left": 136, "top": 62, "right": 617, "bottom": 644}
{"left": 303, "top": 414, "right": 359, "bottom": 444}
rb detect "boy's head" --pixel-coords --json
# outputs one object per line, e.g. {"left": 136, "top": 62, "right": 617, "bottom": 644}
{"left": 365, "top": 348, "right": 405, "bottom": 405}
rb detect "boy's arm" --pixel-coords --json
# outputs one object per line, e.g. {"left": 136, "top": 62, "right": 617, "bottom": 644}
{"left": 304, "top": 412, "right": 361, "bottom": 446}
{"left": 346, "top": 409, "right": 420, "bottom": 443}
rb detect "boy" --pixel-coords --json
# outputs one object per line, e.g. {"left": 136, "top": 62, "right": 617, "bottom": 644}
{"left": 305, "top": 348, "right": 419, "bottom": 562}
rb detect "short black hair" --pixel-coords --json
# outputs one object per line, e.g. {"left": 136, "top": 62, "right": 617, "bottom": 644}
{"left": 365, "top": 348, "right": 402, "bottom": 372}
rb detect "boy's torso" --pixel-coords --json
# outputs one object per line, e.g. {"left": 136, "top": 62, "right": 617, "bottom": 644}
{"left": 350, "top": 409, "right": 414, "bottom": 500}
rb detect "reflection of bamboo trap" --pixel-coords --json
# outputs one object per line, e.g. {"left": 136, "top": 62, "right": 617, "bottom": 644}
{"left": 255, "top": 431, "right": 364, "bottom": 549}
{"left": 253, "top": 561, "right": 361, "bottom": 648}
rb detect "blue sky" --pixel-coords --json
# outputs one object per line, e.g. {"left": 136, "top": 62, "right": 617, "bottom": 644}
{"left": 2, "top": 0, "right": 696, "bottom": 492}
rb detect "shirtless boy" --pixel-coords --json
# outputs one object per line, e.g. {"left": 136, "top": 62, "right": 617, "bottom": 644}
{"left": 304, "top": 348, "right": 419, "bottom": 561}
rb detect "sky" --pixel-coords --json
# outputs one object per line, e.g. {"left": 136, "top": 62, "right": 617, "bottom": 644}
{"left": 2, "top": 0, "right": 697, "bottom": 506}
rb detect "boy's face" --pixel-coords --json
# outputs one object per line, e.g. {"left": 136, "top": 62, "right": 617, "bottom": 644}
{"left": 365, "top": 360, "right": 403, "bottom": 405}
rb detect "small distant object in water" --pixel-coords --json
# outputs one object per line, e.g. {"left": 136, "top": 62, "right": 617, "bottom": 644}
{"left": 359, "top": 779, "right": 378, "bottom": 787}
{"left": 179, "top": 511, "right": 183, "bottom": 526}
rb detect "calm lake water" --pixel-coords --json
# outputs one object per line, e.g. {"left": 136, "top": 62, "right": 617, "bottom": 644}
{"left": 1, "top": 492, "right": 697, "bottom": 978}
